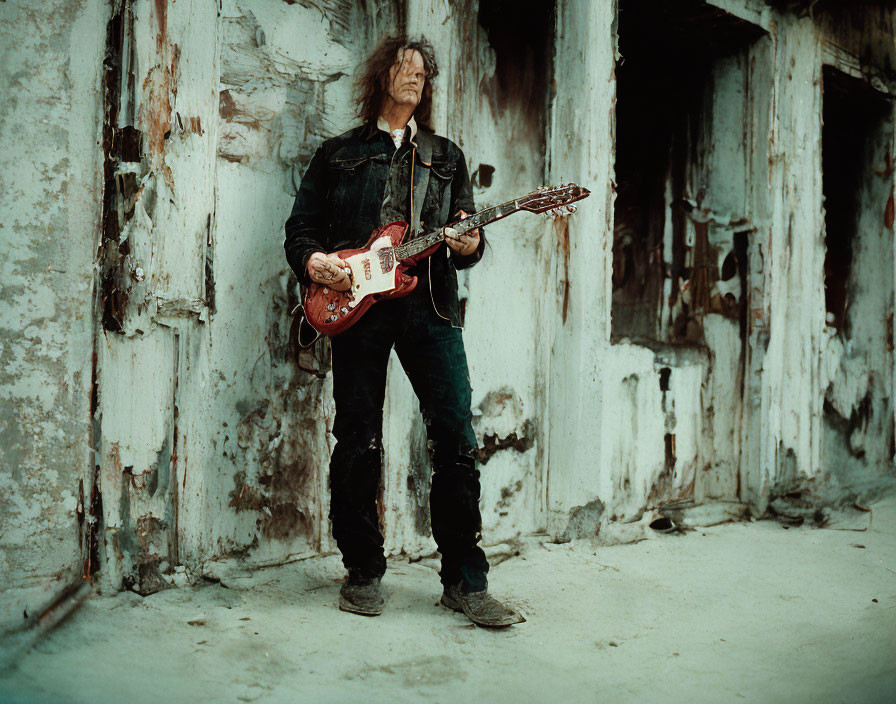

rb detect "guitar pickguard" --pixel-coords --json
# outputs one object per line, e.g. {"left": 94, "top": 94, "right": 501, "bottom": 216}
{"left": 343, "top": 235, "right": 399, "bottom": 307}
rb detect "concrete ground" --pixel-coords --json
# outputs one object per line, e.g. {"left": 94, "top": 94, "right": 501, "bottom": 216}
{"left": 2, "top": 497, "right": 895, "bottom": 704}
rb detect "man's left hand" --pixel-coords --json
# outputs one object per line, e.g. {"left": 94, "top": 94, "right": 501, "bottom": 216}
{"left": 445, "top": 210, "right": 480, "bottom": 257}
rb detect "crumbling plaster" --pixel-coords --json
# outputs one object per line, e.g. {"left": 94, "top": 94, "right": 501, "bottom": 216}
{"left": 0, "top": 0, "right": 108, "bottom": 630}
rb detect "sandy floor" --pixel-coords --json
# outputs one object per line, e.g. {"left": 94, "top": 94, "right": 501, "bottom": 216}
{"left": 2, "top": 497, "right": 895, "bottom": 704}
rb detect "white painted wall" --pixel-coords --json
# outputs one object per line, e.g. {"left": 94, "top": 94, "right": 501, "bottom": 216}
{"left": 0, "top": 0, "right": 108, "bottom": 629}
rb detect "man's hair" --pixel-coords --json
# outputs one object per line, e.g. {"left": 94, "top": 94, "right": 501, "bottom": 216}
{"left": 355, "top": 35, "right": 439, "bottom": 131}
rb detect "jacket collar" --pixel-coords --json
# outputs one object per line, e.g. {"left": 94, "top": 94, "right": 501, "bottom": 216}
{"left": 364, "top": 115, "right": 418, "bottom": 146}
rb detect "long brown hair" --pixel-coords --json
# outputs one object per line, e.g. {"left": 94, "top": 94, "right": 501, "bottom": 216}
{"left": 356, "top": 36, "right": 439, "bottom": 132}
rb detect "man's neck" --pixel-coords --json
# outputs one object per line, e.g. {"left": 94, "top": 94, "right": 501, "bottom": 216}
{"left": 379, "top": 98, "right": 415, "bottom": 133}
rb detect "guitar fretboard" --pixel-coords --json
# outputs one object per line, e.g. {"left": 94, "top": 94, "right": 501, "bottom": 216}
{"left": 393, "top": 200, "right": 521, "bottom": 260}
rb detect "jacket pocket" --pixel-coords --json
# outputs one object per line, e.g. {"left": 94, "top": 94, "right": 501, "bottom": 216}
{"left": 427, "top": 159, "right": 456, "bottom": 222}
{"left": 326, "top": 155, "right": 371, "bottom": 220}
{"left": 430, "top": 159, "right": 456, "bottom": 181}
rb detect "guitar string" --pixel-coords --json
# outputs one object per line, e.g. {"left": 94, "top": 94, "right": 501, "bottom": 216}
{"left": 393, "top": 188, "right": 575, "bottom": 260}
{"left": 393, "top": 200, "right": 512, "bottom": 259}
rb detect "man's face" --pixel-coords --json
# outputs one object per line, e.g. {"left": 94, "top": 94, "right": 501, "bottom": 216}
{"left": 386, "top": 49, "right": 426, "bottom": 109}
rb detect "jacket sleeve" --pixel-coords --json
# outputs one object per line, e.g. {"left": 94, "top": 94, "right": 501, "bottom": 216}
{"left": 448, "top": 148, "right": 486, "bottom": 270}
{"left": 284, "top": 146, "right": 328, "bottom": 283}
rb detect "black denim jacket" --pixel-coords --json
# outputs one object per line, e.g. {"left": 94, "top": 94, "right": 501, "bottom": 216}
{"left": 284, "top": 123, "right": 485, "bottom": 327}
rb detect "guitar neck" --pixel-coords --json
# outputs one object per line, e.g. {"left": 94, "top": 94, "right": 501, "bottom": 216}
{"left": 393, "top": 199, "right": 523, "bottom": 260}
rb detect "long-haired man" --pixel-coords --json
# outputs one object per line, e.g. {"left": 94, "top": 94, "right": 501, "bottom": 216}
{"left": 284, "top": 36, "right": 521, "bottom": 627}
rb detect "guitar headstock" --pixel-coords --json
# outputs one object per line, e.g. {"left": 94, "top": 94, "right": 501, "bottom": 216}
{"left": 519, "top": 183, "right": 591, "bottom": 214}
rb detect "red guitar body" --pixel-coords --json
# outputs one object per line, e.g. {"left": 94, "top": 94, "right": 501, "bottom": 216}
{"left": 302, "top": 221, "right": 440, "bottom": 336}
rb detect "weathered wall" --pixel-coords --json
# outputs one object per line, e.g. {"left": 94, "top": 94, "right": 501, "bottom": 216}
{"left": 0, "top": 0, "right": 108, "bottom": 630}
{"left": 748, "top": 3, "right": 896, "bottom": 512}
{"left": 542, "top": 0, "right": 619, "bottom": 535}
{"left": 201, "top": 0, "right": 401, "bottom": 569}
{"left": 3, "top": 0, "right": 895, "bottom": 615}
{"left": 741, "top": 9, "right": 825, "bottom": 512}
{"left": 543, "top": 0, "right": 896, "bottom": 539}
{"left": 94, "top": 0, "right": 221, "bottom": 594}
{"left": 90, "top": 0, "right": 404, "bottom": 592}
{"left": 543, "top": 0, "right": 769, "bottom": 535}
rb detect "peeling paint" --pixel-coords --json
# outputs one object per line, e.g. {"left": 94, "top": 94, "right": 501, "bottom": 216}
{"left": 559, "top": 499, "right": 606, "bottom": 543}
{"left": 477, "top": 420, "right": 536, "bottom": 466}
{"left": 1, "top": 0, "right": 107, "bottom": 629}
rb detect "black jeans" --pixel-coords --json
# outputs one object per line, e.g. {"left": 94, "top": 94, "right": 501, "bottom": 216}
{"left": 328, "top": 286, "right": 489, "bottom": 591}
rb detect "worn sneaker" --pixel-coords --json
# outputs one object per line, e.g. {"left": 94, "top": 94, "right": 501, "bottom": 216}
{"left": 441, "top": 582, "right": 525, "bottom": 627}
{"left": 338, "top": 573, "right": 384, "bottom": 616}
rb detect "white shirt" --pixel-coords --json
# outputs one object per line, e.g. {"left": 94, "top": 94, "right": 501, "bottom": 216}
{"left": 376, "top": 115, "right": 418, "bottom": 149}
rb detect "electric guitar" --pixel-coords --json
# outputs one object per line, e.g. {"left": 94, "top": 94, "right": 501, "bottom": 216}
{"left": 302, "top": 183, "right": 590, "bottom": 335}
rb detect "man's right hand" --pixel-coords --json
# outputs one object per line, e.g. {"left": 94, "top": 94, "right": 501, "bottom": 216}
{"left": 307, "top": 252, "right": 352, "bottom": 291}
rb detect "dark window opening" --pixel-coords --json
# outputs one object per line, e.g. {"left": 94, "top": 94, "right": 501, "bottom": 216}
{"left": 822, "top": 66, "right": 892, "bottom": 337}
{"left": 477, "top": 0, "right": 554, "bottom": 145}
{"left": 612, "top": 0, "right": 766, "bottom": 345}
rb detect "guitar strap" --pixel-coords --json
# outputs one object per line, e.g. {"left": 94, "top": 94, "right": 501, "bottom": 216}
{"left": 409, "top": 129, "right": 433, "bottom": 239}
{"left": 290, "top": 301, "right": 330, "bottom": 378}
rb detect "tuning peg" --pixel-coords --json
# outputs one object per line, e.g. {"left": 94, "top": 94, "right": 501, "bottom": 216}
{"left": 548, "top": 205, "right": 575, "bottom": 218}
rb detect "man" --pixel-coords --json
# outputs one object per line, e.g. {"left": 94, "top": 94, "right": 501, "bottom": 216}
{"left": 284, "top": 36, "right": 521, "bottom": 627}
